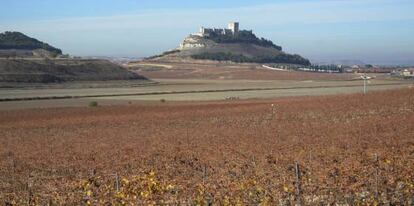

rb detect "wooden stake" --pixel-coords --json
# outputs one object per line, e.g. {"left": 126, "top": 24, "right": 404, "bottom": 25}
{"left": 115, "top": 173, "right": 120, "bottom": 192}
{"left": 295, "top": 162, "right": 302, "bottom": 206}
{"left": 374, "top": 153, "right": 379, "bottom": 201}
{"left": 202, "top": 165, "right": 207, "bottom": 186}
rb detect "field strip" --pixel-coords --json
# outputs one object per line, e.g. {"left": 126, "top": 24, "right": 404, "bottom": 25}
{"left": 129, "top": 63, "right": 173, "bottom": 69}
{"left": 0, "top": 82, "right": 409, "bottom": 102}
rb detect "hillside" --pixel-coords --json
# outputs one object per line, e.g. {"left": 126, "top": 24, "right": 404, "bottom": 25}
{"left": 146, "top": 23, "right": 310, "bottom": 65}
{"left": 0, "top": 31, "right": 62, "bottom": 57}
{"left": 0, "top": 31, "right": 148, "bottom": 83}
{"left": 0, "top": 59, "right": 147, "bottom": 83}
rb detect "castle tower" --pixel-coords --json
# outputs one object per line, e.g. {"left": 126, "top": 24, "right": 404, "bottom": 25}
{"left": 200, "top": 27, "right": 205, "bottom": 35}
{"left": 228, "top": 22, "right": 239, "bottom": 35}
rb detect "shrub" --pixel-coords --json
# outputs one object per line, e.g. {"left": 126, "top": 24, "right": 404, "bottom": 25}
{"left": 89, "top": 101, "right": 98, "bottom": 107}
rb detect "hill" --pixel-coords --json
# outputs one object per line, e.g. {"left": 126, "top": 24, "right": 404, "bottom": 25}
{"left": 0, "top": 59, "right": 147, "bottom": 83}
{"left": 0, "top": 31, "right": 62, "bottom": 57}
{"left": 146, "top": 22, "right": 311, "bottom": 65}
{"left": 0, "top": 31, "right": 148, "bottom": 83}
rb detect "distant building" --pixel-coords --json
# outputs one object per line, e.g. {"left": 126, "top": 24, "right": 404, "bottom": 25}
{"left": 228, "top": 22, "right": 239, "bottom": 34}
{"left": 391, "top": 68, "right": 414, "bottom": 78}
{"left": 402, "top": 69, "right": 414, "bottom": 77}
{"left": 195, "top": 22, "right": 247, "bottom": 37}
{"left": 351, "top": 65, "right": 360, "bottom": 69}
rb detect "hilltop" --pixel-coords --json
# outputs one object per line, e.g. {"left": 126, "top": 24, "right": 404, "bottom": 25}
{"left": 145, "top": 22, "right": 311, "bottom": 65}
{"left": 0, "top": 32, "right": 147, "bottom": 83}
{"left": 0, "top": 31, "right": 62, "bottom": 57}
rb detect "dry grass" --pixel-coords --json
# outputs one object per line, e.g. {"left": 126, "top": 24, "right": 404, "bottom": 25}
{"left": 0, "top": 88, "right": 413, "bottom": 205}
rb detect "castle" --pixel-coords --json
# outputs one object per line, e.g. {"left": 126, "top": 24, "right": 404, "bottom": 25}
{"left": 179, "top": 22, "right": 252, "bottom": 50}
{"left": 196, "top": 22, "right": 241, "bottom": 37}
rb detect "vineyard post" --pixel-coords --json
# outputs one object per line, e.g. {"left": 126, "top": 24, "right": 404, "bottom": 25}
{"left": 115, "top": 172, "right": 120, "bottom": 192}
{"left": 202, "top": 164, "right": 207, "bottom": 186}
{"left": 295, "top": 162, "right": 302, "bottom": 206}
{"left": 252, "top": 155, "right": 256, "bottom": 167}
{"left": 11, "top": 155, "right": 16, "bottom": 174}
{"left": 309, "top": 150, "right": 312, "bottom": 168}
{"left": 12, "top": 156, "right": 16, "bottom": 183}
{"left": 186, "top": 126, "right": 189, "bottom": 149}
{"left": 27, "top": 175, "right": 33, "bottom": 205}
{"left": 374, "top": 153, "right": 379, "bottom": 201}
{"left": 27, "top": 189, "right": 33, "bottom": 205}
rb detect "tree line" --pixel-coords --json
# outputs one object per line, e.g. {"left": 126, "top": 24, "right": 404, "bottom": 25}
{"left": 191, "top": 52, "right": 311, "bottom": 65}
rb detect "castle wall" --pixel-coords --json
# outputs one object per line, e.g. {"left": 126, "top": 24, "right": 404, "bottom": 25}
{"left": 199, "top": 22, "right": 241, "bottom": 37}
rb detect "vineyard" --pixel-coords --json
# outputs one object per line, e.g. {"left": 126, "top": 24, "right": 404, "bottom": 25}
{"left": 0, "top": 88, "right": 413, "bottom": 205}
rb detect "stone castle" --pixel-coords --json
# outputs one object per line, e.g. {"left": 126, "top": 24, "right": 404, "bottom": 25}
{"left": 196, "top": 22, "right": 240, "bottom": 37}
{"left": 179, "top": 22, "right": 253, "bottom": 49}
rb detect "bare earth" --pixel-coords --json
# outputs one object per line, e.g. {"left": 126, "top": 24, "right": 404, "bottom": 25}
{"left": 129, "top": 61, "right": 391, "bottom": 81}
{"left": 0, "top": 89, "right": 413, "bottom": 205}
{"left": 0, "top": 78, "right": 412, "bottom": 110}
{"left": 1, "top": 61, "right": 414, "bottom": 204}
{"left": 2, "top": 61, "right": 411, "bottom": 111}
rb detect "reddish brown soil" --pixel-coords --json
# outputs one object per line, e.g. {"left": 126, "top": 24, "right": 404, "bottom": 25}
{"left": 0, "top": 89, "right": 413, "bottom": 205}
{"left": 131, "top": 62, "right": 367, "bottom": 81}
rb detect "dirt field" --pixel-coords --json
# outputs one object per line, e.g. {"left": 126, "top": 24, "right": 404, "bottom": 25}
{"left": 1, "top": 61, "right": 411, "bottom": 110}
{"left": 1, "top": 78, "right": 412, "bottom": 110}
{"left": 129, "top": 61, "right": 392, "bottom": 81}
{"left": 0, "top": 88, "right": 413, "bottom": 205}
